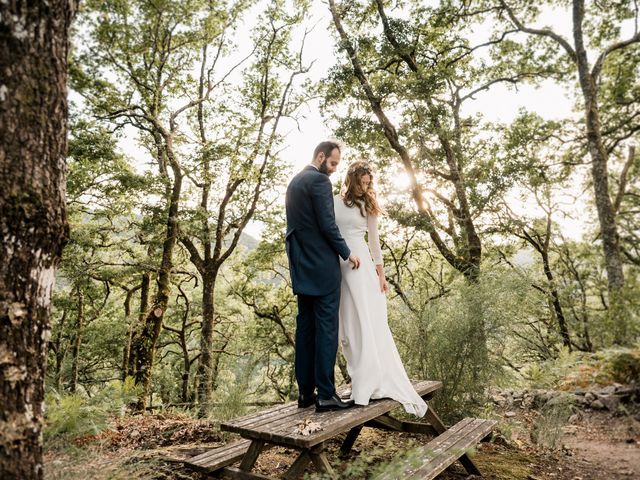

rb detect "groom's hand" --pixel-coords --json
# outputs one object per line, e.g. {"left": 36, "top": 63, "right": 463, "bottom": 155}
{"left": 348, "top": 255, "right": 360, "bottom": 269}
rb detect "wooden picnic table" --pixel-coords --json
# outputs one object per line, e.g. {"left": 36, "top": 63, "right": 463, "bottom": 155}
{"left": 184, "top": 380, "right": 496, "bottom": 479}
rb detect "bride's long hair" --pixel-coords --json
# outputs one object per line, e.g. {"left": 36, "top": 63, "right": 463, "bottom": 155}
{"left": 342, "top": 161, "right": 384, "bottom": 217}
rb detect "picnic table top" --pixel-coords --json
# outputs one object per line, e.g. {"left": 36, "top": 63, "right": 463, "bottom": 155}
{"left": 220, "top": 379, "right": 442, "bottom": 449}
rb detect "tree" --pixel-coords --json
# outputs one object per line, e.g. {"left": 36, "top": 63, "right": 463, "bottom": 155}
{"left": 327, "top": 0, "right": 483, "bottom": 280}
{"left": 494, "top": 0, "right": 640, "bottom": 340}
{"left": 74, "top": 0, "right": 253, "bottom": 408}
{"left": 179, "top": 3, "right": 310, "bottom": 416}
{"left": 0, "top": 1, "right": 76, "bottom": 478}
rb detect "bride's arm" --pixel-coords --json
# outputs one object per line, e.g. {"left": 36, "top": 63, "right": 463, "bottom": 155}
{"left": 367, "top": 214, "right": 388, "bottom": 293}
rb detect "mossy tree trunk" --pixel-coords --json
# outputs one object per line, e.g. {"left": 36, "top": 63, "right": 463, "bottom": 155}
{"left": 0, "top": 1, "right": 75, "bottom": 478}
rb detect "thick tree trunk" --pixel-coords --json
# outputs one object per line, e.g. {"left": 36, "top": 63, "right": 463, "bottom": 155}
{"left": 69, "top": 288, "right": 84, "bottom": 393}
{"left": 573, "top": 0, "right": 625, "bottom": 291}
{"left": 134, "top": 170, "right": 182, "bottom": 410}
{"left": 0, "top": 1, "right": 74, "bottom": 477}
{"left": 197, "top": 273, "right": 216, "bottom": 416}
{"left": 573, "top": 0, "right": 626, "bottom": 343}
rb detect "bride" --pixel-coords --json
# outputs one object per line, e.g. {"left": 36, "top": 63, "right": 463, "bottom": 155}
{"left": 334, "top": 161, "right": 427, "bottom": 417}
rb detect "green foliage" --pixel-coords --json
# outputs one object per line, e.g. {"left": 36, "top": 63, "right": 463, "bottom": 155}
{"left": 45, "top": 379, "right": 139, "bottom": 445}
{"left": 521, "top": 346, "right": 640, "bottom": 390}
{"left": 607, "top": 349, "right": 640, "bottom": 384}
{"left": 389, "top": 260, "right": 536, "bottom": 420}
{"left": 530, "top": 394, "right": 575, "bottom": 449}
{"left": 210, "top": 358, "right": 255, "bottom": 422}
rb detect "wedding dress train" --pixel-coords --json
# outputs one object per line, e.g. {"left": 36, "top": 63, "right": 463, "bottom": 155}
{"left": 334, "top": 196, "right": 427, "bottom": 417}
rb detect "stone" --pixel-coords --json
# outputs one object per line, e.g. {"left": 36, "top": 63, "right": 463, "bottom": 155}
{"left": 599, "top": 385, "right": 617, "bottom": 395}
{"left": 597, "top": 394, "right": 621, "bottom": 411}
{"left": 505, "top": 411, "right": 517, "bottom": 418}
{"left": 568, "top": 413, "right": 582, "bottom": 424}
{"left": 590, "top": 399, "right": 606, "bottom": 410}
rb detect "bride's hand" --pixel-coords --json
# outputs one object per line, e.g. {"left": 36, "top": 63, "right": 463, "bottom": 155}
{"left": 375, "top": 265, "right": 388, "bottom": 294}
{"left": 379, "top": 274, "right": 388, "bottom": 294}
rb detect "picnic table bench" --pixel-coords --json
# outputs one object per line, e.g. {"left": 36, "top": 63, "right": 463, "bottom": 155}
{"left": 184, "top": 380, "right": 496, "bottom": 479}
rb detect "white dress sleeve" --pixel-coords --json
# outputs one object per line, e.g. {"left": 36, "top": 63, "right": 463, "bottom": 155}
{"left": 367, "top": 213, "right": 384, "bottom": 266}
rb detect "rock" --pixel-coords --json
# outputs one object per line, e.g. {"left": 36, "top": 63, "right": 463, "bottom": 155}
{"left": 590, "top": 399, "right": 606, "bottom": 410}
{"left": 597, "top": 394, "right": 621, "bottom": 411}
{"left": 598, "top": 385, "right": 617, "bottom": 395}
{"left": 575, "top": 394, "right": 590, "bottom": 406}
{"left": 544, "top": 393, "right": 577, "bottom": 411}
{"left": 532, "top": 391, "right": 551, "bottom": 408}
{"left": 491, "top": 394, "right": 506, "bottom": 404}
{"left": 585, "top": 392, "right": 596, "bottom": 402}
{"left": 505, "top": 411, "right": 517, "bottom": 418}
{"left": 568, "top": 412, "right": 582, "bottom": 423}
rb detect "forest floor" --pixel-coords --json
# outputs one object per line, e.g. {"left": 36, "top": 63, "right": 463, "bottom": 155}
{"left": 44, "top": 400, "right": 640, "bottom": 480}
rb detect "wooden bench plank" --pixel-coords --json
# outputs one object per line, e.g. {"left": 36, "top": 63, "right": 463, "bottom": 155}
{"left": 374, "top": 418, "right": 496, "bottom": 480}
{"left": 411, "top": 418, "right": 496, "bottom": 479}
{"left": 184, "top": 439, "right": 252, "bottom": 472}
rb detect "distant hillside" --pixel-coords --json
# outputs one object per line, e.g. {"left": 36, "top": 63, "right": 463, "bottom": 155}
{"left": 237, "top": 231, "right": 259, "bottom": 251}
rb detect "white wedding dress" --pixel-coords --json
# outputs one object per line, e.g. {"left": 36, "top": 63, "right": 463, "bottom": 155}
{"left": 334, "top": 195, "right": 428, "bottom": 417}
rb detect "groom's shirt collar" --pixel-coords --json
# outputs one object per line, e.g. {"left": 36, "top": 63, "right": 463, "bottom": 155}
{"left": 308, "top": 164, "right": 319, "bottom": 170}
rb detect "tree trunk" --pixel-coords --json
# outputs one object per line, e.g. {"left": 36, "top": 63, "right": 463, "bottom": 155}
{"left": 120, "top": 283, "right": 140, "bottom": 381}
{"left": 573, "top": 0, "right": 626, "bottom": 343}
{"left": 540, "top": 250, "right": 571, "bottom": 350}
{"left": 180, "top": 329, "right": 192, "bottom": 404}
{"left": 134, "top": 169, "right": 182, "bottom": 410}
{"left": 0, "top": 1, "right": 74, "bottom": 477}
{"left": 51, "top": 309, "right": 68, "bottom": 392}
{"left": 127, "top": 272, "right": 150, "bottom": 378}
{"left": 197, "top": 272, "right": 216, "bottom": 416}
{"left": 69, "top": 287, "right": 84, "bottom": 393}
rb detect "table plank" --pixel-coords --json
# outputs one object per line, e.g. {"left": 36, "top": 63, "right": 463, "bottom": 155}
{"left": 222, "top": 380, "right": 442, "bottom": 449}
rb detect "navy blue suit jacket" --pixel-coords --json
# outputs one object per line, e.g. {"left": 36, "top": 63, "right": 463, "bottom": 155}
{"left": 285, "top": 166, "right": 351, "bottom": 296}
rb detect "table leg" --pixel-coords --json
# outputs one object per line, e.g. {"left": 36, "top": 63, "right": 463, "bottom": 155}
{"left": 309, "top": 443, "right": 337, "bottom": 480}
{"left": 340, "top": 425, "right": 363, "bottom": 456}
{"left": 239, "top": 439, "right": 265, "bottom": 471}
{"left": 459, "top": 454, "right": 482, "bottom": 476}
{"left": 309, "top": 452, "right": 336, "bottom": 479}
{"left": 283, "top": 451, "right": 310, "bottom": 480}
{"left": 423, "top": 403, "right": 447, "bottom": 434}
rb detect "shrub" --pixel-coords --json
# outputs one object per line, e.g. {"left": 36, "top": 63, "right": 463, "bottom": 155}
{"left": 607, "top": 350, "right": 640, "bottom": 384}
{"left": 530, "top": 393, "right": 575, "bottom": 449}
{"left": 45, "top": 378, "right": 139, "bottom": 445}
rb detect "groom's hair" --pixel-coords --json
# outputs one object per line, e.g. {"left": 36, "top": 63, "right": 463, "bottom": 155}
{"left": 313, "top": 141, "right": 341, "bottom": 160}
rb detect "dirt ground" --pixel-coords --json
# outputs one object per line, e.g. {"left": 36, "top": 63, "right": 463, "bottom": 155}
{"left": 44, "top": 407, "right": 640, "bottom": 479}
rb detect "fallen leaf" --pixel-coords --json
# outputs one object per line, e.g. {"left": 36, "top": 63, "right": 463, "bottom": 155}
{"left": 294, "top": 418, "right": 323, "bottom": 436}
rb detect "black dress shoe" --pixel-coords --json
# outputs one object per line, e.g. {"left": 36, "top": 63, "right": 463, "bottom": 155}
{"left": 298, "top": 393, "right": 317, "bottom": 408}
{"left": 315, "top": 393, "right": 355, "bottom": 412}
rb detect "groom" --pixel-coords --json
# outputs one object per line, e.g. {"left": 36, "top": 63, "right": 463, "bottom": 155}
{"left": 285, "top": 141, "right": 360, "bottom": 412}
